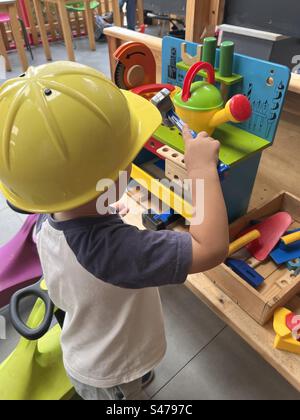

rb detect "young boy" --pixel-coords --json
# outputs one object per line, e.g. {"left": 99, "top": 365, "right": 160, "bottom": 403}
{"left": 0, "top": 62, "right": 229, "bottom": 400}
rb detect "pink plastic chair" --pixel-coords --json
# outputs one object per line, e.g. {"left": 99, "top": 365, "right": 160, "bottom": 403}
{"left": 0, "top": 214, "right": 42, "bottom": 308}
{"left": 0, "top": 12, "right": 33, "bottom": 59}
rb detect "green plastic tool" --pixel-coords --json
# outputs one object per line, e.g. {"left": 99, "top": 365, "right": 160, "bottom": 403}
{"left": 202, "top": 37, "right": 217, "bottom": 67}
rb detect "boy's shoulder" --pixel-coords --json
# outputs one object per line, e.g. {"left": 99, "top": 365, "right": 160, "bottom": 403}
{"left": 37, "top": 214, "right": 192, "bottom": 289}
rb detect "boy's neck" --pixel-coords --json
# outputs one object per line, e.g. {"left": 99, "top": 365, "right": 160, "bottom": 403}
{"left": 54, "top": 198, "right": 101, "bottom": 222}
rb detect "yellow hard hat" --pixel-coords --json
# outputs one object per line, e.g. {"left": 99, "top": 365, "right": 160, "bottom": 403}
{"left": 0, "top": 61, "right": 162, "bottom": 213}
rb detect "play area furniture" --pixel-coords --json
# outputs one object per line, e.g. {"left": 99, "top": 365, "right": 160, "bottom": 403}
{"left": 0, "top": 0, "right": 28, "bottom": 71}
{"left": 33, "top": 0, "right": 96, "bottom": 62}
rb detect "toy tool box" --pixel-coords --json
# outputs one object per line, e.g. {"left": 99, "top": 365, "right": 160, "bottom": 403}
{"left": 130, "top": 36, "right": 291, "bottom": 222}
{"left": 205, "top": 192, "right": 300, "bottom": 325}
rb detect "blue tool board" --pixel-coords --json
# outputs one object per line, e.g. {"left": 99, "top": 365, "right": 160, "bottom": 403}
{"left": 161, "top": 36, "right": 291, "bottom": 145}
{"left": 155, "top": 37, "right": 291, "bottom": 221}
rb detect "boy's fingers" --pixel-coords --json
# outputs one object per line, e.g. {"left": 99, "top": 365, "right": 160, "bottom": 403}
{"left": 182, "top": 124, "right": 193, "bottom": 143}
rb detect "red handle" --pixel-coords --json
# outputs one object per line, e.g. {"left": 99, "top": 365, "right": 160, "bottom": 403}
{"left": 131, "top": 84, "right": 175, "bottom": 96}
{"left": 182, "top": 62, "right": 215, "bottom": 102}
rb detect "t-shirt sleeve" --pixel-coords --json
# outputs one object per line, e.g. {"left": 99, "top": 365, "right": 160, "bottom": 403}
{"left": 66, "top": 222, "right": 193, "bottom": 289}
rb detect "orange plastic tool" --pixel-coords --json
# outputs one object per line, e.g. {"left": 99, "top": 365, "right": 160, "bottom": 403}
{"left": 114, "top": 42, "right": 156, "bottom": 90}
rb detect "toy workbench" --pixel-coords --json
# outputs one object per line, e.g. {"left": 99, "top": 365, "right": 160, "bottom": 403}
{"left": 115, "top": 36, "right": 291, "bottom": 222}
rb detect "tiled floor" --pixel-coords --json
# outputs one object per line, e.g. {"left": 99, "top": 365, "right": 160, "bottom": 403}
{"left": 0, "top": 39, "right": 299, "bottom": 400}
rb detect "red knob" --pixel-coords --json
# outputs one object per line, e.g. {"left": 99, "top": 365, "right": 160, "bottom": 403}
{"left": 229, "top": 94, "right": 252, "bottom": 122}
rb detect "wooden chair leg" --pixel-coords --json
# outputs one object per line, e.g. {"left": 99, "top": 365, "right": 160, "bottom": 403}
{"left": 45, "top": 2, "right": 57, "bottom": 41}
{"left": 54, "top": 4, "right": 63, "bottom": 40}
{"left": 8, "top": 3, "right": 28, "bottom": 71}
{"left": 0, "top": 23, "right": 10, "bottom": 50}
{"left": 57, "top": 1, "right": 75, "bottom": 61}
{"left": 137, "top": 0, "right": 144, "bottom": 26}
{"left": 24, "top": 0, "right": 39, "bottom": 46}
{"left": 0, "top": 31, "right": 12, "bottom": 72}
{"left": 32, "top": 0, "right": 52, "bottom": 60}
{"left": 84, "top": 3, "right": 96, "bottom": 51}
{"left": 74, "top": 11, "right": 82, "bottom": 37}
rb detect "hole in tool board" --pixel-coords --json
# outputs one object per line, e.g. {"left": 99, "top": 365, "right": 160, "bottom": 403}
{"left": 172, "top": 153, "right": 179, "bottom": 158}
{"left": 266, "top": 77, "right": 274, "bottom": 87}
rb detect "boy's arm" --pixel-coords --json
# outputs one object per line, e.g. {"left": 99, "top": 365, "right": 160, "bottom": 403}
{"left": 183, "top": 126, "right": 229, "bottom": 274}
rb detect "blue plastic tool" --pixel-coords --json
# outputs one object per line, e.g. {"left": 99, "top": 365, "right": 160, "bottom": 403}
{"left": 226, "top": 258, "right": 265, "bottom": 289}
{"left": 270, "top": 229, "right": 300, "bottom": 265}
{"left": 142, "top": 209, "right": 182, "bottom": 231}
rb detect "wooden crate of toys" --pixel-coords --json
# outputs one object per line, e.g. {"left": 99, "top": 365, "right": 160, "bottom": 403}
{"left": 205, "top": 192, "right": 300, "bottom": 326}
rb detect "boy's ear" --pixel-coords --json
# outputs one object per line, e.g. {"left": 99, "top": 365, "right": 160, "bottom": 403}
{"left": 6, "top": 201, "right": 34, "bottom": 215}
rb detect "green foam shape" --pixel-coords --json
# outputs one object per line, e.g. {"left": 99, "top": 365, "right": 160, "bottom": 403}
{"left": 176, "top": 61, "right": 243, "bottom": 86}
{"left": 153, "top": 123, "right": 270, "bottom": 166}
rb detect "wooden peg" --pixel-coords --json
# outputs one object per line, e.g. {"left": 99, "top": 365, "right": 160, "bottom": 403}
{"left": 181, "top": 42, "right": 202, "bottom": 66}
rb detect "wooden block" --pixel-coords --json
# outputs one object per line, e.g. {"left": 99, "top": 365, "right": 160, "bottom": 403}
{"left": 165, "top": 159, "right": 188, "bottom": 184}
{"left": 156, "top": 145, "right": 185, "bottom": 169}
{"left": 181, "top": 42, "right": 202, "bottom": 66}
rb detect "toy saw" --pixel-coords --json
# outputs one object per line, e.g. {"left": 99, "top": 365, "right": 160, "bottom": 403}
{"left": 114, "top": 42, "right": 156, "bottom": 90}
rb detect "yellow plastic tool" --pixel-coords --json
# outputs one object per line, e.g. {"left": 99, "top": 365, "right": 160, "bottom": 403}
{"left": 0, "top": 298, "right": 73, "bottom": 400}
{"left": 273, "top": 308, "right": 300, "bottom": 355}
{"left": 228, "top": 229, "right": 261, "bottom": 256}
{"left": 281, "top": 231, "right": 300, "bottom": 246}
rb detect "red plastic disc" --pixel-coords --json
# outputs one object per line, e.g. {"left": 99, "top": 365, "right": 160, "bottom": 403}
{"left": 229, "top": 94, "right": 252, "bottom": 122}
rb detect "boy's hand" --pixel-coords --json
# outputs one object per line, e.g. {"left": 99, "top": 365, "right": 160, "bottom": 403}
{"left": 182, "top": 125, "right": 220, "bottom": 175}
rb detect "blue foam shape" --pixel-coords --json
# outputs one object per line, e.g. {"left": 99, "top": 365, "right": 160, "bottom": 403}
{"left": 226, "top": 258, "right": 264, "bottom": 289}
{"left": 270, "top": 229, "right": 300, "bottom": 264}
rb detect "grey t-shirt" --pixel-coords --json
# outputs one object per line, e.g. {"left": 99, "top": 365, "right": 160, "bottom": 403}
{"left": 36, "top": 214, "right": 192, "bottom": 387}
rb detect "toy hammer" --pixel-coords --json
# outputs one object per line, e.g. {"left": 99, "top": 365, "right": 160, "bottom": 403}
{"left": 151, "top": 89, "right": 229, "bottom": 178}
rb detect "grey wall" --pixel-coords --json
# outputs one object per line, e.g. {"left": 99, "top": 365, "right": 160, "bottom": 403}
{"left": 225, "top": 0, "right": 300, "bottom": 38}
{"left": 144, "top": 0, "right": 186, "bottom": 16}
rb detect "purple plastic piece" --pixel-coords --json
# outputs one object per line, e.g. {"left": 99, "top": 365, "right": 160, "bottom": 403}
{"left": 0, "top": 214, "right": 42, "bottom": 308}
